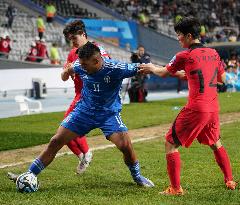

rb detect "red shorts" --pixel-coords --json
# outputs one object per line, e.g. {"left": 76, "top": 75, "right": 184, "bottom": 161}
{"left": 64, "top": 94, "right": 81, "bottom": 118}
{"left": 166, "top": 107, "right": 220, "bottom": 147}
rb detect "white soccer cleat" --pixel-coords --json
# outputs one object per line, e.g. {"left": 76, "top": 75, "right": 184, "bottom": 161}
{"left": 76, "top": 150, "right": 93, "bottom": 174}
{"left": 7, "top": 172, "right": 19, "bottom": 183}
{"left": 134, "top": 175, "right": 155, "bottom": 187}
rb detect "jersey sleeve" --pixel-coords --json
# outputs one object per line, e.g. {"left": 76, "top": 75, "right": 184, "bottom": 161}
{"left": 166, "top": 52, "right": 186, "bottom": 74}
{"left": 108, "top": 60, "right": 139, "bottom": 79}
{"left": 217, "top": 57, "right": 226, "bottom": 82}
{"left": 73, "top": 59, "right": 82, "bottom": 75}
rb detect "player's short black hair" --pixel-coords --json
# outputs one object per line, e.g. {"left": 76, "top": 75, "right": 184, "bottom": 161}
{"left": 63, "top": 20, "right": 87, "bottom": 39}
{"left": 77, "top": 41, "right": 100, "bottom": 59}
{"left": 174, "top": 16, "right": 201, "bottom": 39}
{"left": 137, "top": 45, "right": 144, "bottom": 49}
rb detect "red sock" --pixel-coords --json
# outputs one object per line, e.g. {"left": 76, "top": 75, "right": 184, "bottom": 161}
{"left": 75, "top": 136, "right": 89, "bottom": 154}
{"left": 166, "top": 152, "right": 181, "bottom": 189}
{"left": 67, "top": 139, "right": 81, "bottom": 156}
{"left": 214, "top": 146, "right": 233, "bottom": 182}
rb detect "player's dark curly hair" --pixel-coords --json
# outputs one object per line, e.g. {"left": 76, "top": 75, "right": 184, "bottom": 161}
{"left": 77, "top": 41, "right": 100, "bottom": 59}
{"left": 174, "top": 16, "right": 201, "bottom": 39}
{"left": 63, "top": 20, "right": 87, "bottom": 39}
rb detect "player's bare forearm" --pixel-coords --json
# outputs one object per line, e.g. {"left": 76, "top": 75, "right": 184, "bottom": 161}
{"left": 138, "top": 63, "right": 169, "bottom": 77}
{"left": 61, "top": 63, "right": 74, "bottom": 81}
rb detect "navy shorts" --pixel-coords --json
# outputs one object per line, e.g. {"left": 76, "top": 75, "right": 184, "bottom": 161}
{"left": 61, "top": 109, "right": 128, "bottom": 138}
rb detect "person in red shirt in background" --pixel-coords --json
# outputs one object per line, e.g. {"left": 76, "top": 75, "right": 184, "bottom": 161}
{"left": 36, "top": 38, "right": 49, "bottom": 63}
{"left": 0, "top": 33, "right": 11, "bottom": 59}
{"left": 62, "top": 20, "right": 111, "bottom": 174}
{"left": 139, "top": 16, "right": 237, "bottom": 195}
{"left": 25, "top": 41, "right": 38, "bottom": 62}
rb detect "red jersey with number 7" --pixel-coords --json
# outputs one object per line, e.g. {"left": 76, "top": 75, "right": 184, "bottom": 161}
{"left": 166, "top": 43, "right": 225, "bottom": 112}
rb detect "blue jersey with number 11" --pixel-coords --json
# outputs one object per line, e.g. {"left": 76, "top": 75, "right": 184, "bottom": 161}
{"left": 73, "top": 58, "right": 139, "bottom": 113}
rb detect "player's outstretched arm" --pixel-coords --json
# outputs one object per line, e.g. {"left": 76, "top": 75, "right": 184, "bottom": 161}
{"left": 138, "top": 63, "right": 169, "bottom": 77}
{"left": 61, "top": 63, "right": 74, "bottom": 81}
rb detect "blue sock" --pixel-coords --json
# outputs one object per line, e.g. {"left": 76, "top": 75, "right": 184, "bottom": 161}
{"left": 28, "top": 158, "right": 45, "bottom": 175}
{"left": 128, "top": 160, "right": 141, "bottom": 180}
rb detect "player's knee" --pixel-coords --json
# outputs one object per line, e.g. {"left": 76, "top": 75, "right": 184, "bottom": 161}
{"left": 165, "top": 140, "right": 178, "bottom": 154}
{"left": 210, "top": 140, "right": 222, "bottom": 150}
{"left": 117, "top": 138, "right": 132, "bottom": 152}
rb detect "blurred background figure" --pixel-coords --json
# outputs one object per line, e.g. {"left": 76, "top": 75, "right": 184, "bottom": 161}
{"left": 5, "top": 3, "right": 16, "bottom": 29}
{"left": 45, "top": 1, "right": 56, "bottom": 23}
{"left": 25, "top": 41, "right": 37, "bottom": 62}
{"left": 0, "top": 33, "right": 11, "bottom": 59}
{"left": 36, "top": 15, "right": 45, "bottom": 39}
{"left": 50, "top": 43, "right": 60, "bottom": 65}
{"left": 128, "top": 45, "right": 150, "bottom": 103}
{"left": 36, "top": 38, "right": 48, "bottom": 63}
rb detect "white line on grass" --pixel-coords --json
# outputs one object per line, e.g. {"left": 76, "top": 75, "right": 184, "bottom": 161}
{"left": 0, "top": 135, "right": 160, "bottom": 169}
{"left": 0, "top": 119, "right": 238, "bottom": 169}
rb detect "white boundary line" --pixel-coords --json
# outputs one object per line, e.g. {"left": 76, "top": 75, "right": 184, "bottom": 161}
{"left": 0, "top": 119, "right": 238, "bottom": 169}
{"left": 0, "top": 135, "right": 160, "bottom": 169}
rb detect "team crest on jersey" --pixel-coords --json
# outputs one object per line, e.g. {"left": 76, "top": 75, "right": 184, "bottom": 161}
{"left": 104, "top": 76, "right": 110, "bottom": 83}
{"left": 82, "top": 74, "right": 88, "bottom": 79}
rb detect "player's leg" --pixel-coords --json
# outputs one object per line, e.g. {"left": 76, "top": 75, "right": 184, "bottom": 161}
{"left": 101, "top": 113, "right": 154, "bottom": 187}
{"left": 108, "top": 132, "right": 154, "bottom": 187}
{"left": 64, "top": 100, "right": 92, "bottom": 174}
{"left": 8, "top": 125, "right": 79, "bottom": 182}
{"left": 29, "top": 126, "right": 79, "bottom": 176}
{"left": 210, "top": 140, "right": 237, "bottom": 189}
{"left": 161, "top": 139, "right": 183, "bottom": 195}
{"left": 74, "top": 136, "right": 93, "bottom": 174}
{"left": 161, "top": 108, "right": 205, "bottom": 195}
{"left": 9, "top": 110, "right": 92, "bottom": 183}
{"left": 198, "top": 112, "right": 237, "bottom": 190}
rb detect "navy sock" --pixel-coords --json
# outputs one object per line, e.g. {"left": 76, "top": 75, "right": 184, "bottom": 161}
{"left": 128, "top": 161, "right": 141, "bottom": 180}
{"left": 28, "top": 158, "right": 45, "bottom": 175}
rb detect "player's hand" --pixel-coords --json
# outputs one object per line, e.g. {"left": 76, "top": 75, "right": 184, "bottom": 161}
{"left": 64, "top": 63, "right": 74, "bottom": 73}
{"left": 138, "top": 63, "right": 155, "bottom": 74}
{"left": 177, "top": 70, "right": 187, "bottom": 80}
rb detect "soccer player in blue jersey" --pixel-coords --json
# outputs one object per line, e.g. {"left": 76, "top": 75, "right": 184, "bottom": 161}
{"left": 10, "top": 42, "right": 154, "bottom": 191}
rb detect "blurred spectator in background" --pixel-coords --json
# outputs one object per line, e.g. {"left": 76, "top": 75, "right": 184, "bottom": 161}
{"left": 25, "top": 41, "right": 38, "bottom": 62}
{"left": 36, "top": 38, "right": 48, "bottom": 63}
{"left": 5, "top": 4, "right": 16, "bottom": 29}
{"left": 36, "top": 15, "right": 45, "bottom": 39}
{"left": 138, "top": 10, "right": 149, "bottom": 26}
{"left": 45, "top": 2, "right": 56, "bottom": 23}
{"left": 35, "top": 36, "right": 41, "bottom": 51}
{"left": 50, "top": 43, "right": 60, "bottom": 65}
{"left": 128, "top": 45, "right": 150, "bottom": 102}
{"left": 228, "top": 52, "right": 238, "bottom": 67}
{"left": 0, "top": 33, "right": 11, "bottom": 59}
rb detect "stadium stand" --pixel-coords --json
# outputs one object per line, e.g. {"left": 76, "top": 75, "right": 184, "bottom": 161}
{"left": 0, "top": 0, "right": 141, "bottom": 64}
{"left": 31, "top": 0, "right": 98, "bottom": 19}
{"left": 95, "top": 0, "right": 240, "bottom": 43}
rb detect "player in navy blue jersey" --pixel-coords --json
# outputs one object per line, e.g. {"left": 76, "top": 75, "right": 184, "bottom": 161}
{"left": 9, "top": 42, "right": 154, "bottom": 191}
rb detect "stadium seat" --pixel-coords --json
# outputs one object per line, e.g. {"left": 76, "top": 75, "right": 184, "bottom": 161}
{"left": 14, "top": 95, "right": 42, "bottom": 115}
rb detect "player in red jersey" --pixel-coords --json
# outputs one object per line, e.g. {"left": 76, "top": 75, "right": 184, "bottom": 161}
{"left": 62, "top": 20, "right": 110, "bottom": 174}
{"left": 139, "top": 16, "right": 237, "bottom": 195}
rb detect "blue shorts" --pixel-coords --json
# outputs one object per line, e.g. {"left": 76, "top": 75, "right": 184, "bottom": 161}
{"left": 61, "top": 109, "right": 128, "bottom": 138}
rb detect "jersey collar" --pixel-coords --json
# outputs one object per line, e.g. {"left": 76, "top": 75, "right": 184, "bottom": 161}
{"left": 188, "top": 43, "right": 204, "bottom": 50}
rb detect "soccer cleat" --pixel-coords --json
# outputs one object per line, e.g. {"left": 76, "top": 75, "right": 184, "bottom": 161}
{"left": 76, "top": 150, "right": 93, "bottom": 174}
{"left": 134, "top": 175, "right": 155, "bottom": 187}
{"left": 226, "top": 181, "right": 237, "bottom": 190}
{"left": 7, "top": 172, "right": 19, "bottom": 183}
{"left": 159, "top": 186, "right": 184, "bottom": 196}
